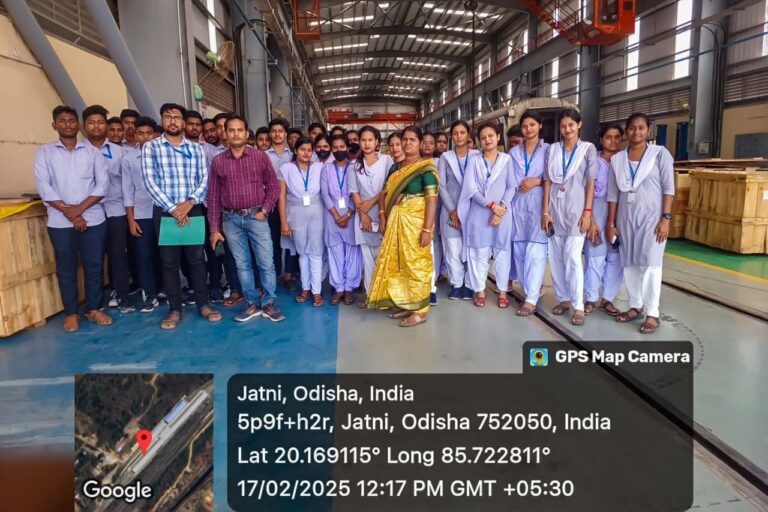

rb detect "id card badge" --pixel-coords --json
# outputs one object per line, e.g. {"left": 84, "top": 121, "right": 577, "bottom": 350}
{"left": 557, "top": 187, "right": 566, "bottom": 199}
{"left": 370, "top": 221, "right": 380, "bottom": 233}
{"left": 627, "top": 192, "right": 636, "bottom": 204}
{"left": 337, "top": 197, "right": 346, "bottom": 210}
{"left": 302, "top": 193, "right": 311, "bottom": 207}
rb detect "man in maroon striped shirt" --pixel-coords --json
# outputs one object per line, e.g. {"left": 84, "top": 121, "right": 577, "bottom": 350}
{"left": 208, "top": 115, "right": 284, "bottom": 323}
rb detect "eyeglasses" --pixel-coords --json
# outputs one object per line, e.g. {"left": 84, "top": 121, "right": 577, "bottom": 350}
{"left": 162, "top": 115, "right": 184, "bottom": 122}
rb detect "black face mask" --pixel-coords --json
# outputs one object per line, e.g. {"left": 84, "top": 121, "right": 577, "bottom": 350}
{"left": 333, "top": 150, "right": 348, "bottom": 162}
{"left": 433, "top": 150, "right": 442, "bottom": 159}
{"left": 316, "top": 150, "right": 331, "bottom": 161}
{"left": 348, "top": 142, "right": 361, "bottom": 154}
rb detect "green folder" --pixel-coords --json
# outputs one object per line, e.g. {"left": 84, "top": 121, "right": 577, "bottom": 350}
{"left": 158, "top": 216, "right": 205, "bottom": 246}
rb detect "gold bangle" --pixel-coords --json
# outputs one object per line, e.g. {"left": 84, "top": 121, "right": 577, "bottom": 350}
{"left": 421, "top": 227, "right": 433, "bottom": 234}
{"left": 378, "top": 211, "right": 386, "bottom": 216}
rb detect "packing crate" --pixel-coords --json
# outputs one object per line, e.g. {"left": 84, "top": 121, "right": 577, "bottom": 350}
{"left": 684, "top": 169, "right": 768, "bottom": 254}
{"left": 671, "top": 169, "right": 691, "bottom": 239}
{"left": 0, "top": 202, "right": 84, "bottom": 337}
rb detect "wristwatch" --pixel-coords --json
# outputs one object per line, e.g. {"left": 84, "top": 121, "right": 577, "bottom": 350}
{"left": 187, "top": 198, "right": 197, "bottom": 205}
{"left": 662, "top": 213, "right": 672, "bottom": 220}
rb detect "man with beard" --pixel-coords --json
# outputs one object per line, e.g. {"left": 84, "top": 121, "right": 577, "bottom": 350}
{"left": 141, "top": 103, "right": 222, "bottom": 329}
{"left": 255, "top": 127, "right": 271, "bottom": 151}
{"left": 203, "top": 118, "right": 219, "bottom": 145}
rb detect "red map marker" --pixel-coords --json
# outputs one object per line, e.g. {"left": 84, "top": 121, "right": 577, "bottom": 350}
{"left": 136, "top": 429, "right": 152, "bottom": 455}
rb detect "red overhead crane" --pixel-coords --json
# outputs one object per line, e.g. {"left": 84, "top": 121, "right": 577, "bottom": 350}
{"left": 522, "top": 0, "right": 637, "bottom": 45}
{"left": 291, "top": 0, "right": 321, "bottom": 41}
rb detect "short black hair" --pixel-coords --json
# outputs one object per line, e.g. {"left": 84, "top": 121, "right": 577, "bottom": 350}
{"left": 153, "top": 124, "right": 162, "bottom": 134}
{"left": 82, "top": 104, "right": 109, "bottom": 122}
{"left": 435, "top": 132, "right": 448, "bottom": 141}
{"left": 506, "top": 124, "right": 522, "bottom": 138}
{"left": 183, "top": 110, "right": 203, "bottom": 122}
{"left": 107, "top": 116, "right": 122, "bottom": 125}
{"left": 134, "top": 116, "right": 157, "bottom": 130}
{"left": 450, "top": 120, "right": 472, "bottom": 137}
{"left": 331, "top": 133, "right": 349, "bottom": 146}
{"left": 52, "top": 105, "right": 77, "bottom": 122}
{"left": 255, "top": 126, "right": 269, "bottom": 137}
{"left": 599, "top": 122, "right": 625, "bottom": 138}
{"left": 120, "top": 108, "right": 140, "bottom": 120}
{"left": 213, "top": 112, "right": 233, "bottom": 125}
{"left": 386, "top": 131, "right": 402, "bottom": 144}
{"left": 202, "top": 118, "right": 215, "bottom": 126}
{"left": 224, "top": 114, "right": 249, "bottom": 132}
{"left": 159, "top": 103, "right": 186, "bottom": 117}
{"left": 308, "top": 122, "right": 327, "bottom": 134}
{"left": 268, "top": 118, "right": 290, "bottom": 131}
{"left": 422, "top": 132, "right": 435, "bottom": 141}
{"left": 314, "top": 133, "right": 331, "bottom": 147}
{"left": 248, "top": 129, "right": 256, "bottom": 138}
{"left": 288, "top": 127, "right": 303, "bottom": 137}
{"left": 330, "top": 125, "right": 345, "bottom": 134}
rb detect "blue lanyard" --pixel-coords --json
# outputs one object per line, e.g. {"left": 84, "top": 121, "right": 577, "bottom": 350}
{"left": 456, "top": 152, "right": 469, "bottom": 177}
{"left": 523, "top": 143, "right": 539, "bottom": 176}
{"left": 170, "top": 143, "right": 192, "bottom": 159}
{"left": 298, "top": 164, "right": 311, "bottom": 191}
{"left": 627, "top": 145, "right": 648, "bottom": 188}
{"left": 334, "top": 162, "right": 348, "bottom": 192}
{"left": 483, "top": 157, "right": 496, "bottom": 179}
{"left": 561, "top": 142, "right": 578, "bottom": 179}
{"left": 102, "top": 144, "right": 112, "bottom": 160}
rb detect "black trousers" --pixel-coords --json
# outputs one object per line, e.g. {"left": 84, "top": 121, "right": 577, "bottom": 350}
{"left": 267, "top": 212, "right": 299, "bottom": 276}
{"left": 106, "top": 215, "right": 130, "bottom": 301}
{"left": 153, "top": 206, "right": 209, "bottom": 313}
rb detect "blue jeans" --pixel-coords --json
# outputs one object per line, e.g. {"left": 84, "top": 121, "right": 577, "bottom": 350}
{"left": 222, "top": 211, "right": 277, "bottom": 305}
{"left": 48, "top": 222, "right": 107, "bottom": 314}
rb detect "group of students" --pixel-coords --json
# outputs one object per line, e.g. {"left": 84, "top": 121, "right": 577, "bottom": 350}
{"left": 34, "top": 101, "right": 673, "bottom": 334}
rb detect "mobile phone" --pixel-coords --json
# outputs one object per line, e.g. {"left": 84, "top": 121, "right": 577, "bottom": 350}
{"left": 610, "top": 235, "right": 620, "bottom": 250}
{"left": 214, "top": 241, "right": 225, "bottom": 257}
{"left": 546, "top": 221, "right": 555, "bottom": 238}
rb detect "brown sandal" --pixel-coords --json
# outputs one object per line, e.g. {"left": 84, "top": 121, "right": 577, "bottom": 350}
{"left": 640, "top": 316, "right": 660, "bottom": 334}
{"left": 313, "top": 294, "right": 324, "bottom": 307}
{"left": 296, "top": 290, "right": 311, "bottom": 303}
{"left": 389, "top": 310, "right": 412, "bottom": 319}
{"left": 330, "top": 292, "right": 344, "bottom": 305}
{"left": 63, "top": 314, "right": 80, "bottom": 332}
{"left": 223, "top": 291, "right": 244, "bottom": 307}
{"left": 552, "top": 303, "right": 570, "bottom": 315}
{"left": 616, "top": 307, "right": 643, "bottom": 323}
{"left": 200, "top": 306, "right": 222, "bottom": 322}
{"left": 516, "top": 303, "right": 536, "bottom": 316}
{"left": 85, "top": 309, "right": 113, "bottom": 326}
{"left": 473, "top": 295, "right": 486, "bottom": 308}
{"left": 358, "top": 296, "right": 368, "bottom": 308}
{"left": 571, "top": 310, "right": 585, "bottom": 325}
{"left": 599, "top": 300, "right": 620, "bottom": 316}
{"left": 161, "top": 311, "right": 181, "bottom": 330}
{"left": 584, "top": 301, "right": 596, "bottom": 315}
{"left": 343, "top": 292, "right": 355, "bottom": 305}
{"left": 498, "top": 295, "right": 510, "bottom": 309}
{"left": 399, "top": 313, "right": 427, "bottom": 327}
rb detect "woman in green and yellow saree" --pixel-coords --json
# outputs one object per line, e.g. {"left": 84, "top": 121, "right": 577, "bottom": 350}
{"left": 367, "top": 126, "right": 439, "bottom": 327}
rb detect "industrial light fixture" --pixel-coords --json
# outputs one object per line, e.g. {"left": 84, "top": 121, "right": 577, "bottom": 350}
{"left": 315, "top": 42, "right": 368, "bottom": 52}
{"left": 397, "top": 59, "right": 449, "bottom": 68}
{"left": 321, "top": 75, "right": 363, "bottom": 83}
{"left": 408, "top": 35, "right": 471, "bottom": 46}
{"left": 318, "top": 61, "right": 366, "bottom": 70}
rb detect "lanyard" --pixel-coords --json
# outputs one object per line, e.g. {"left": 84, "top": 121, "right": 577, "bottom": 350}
{"left": 561, "top": 142, "right": 578, "bottom": 179}
{"left": 456, "top": 152, "right": 469, "bottom": 177}
{"left": 483, "top": 157, "right": 496, "bottom": 179}
{"left": 334, "top": 162, "right": 348, "bottom": 192}
{"left": 298, "top": 164, "right": 311, "bottom": 191}
{"left": 170, "top": 143, "right": 192, "bottom": 159}
{"left": 102, "top": 144, "right": 112, "bottom": 160}
{"left": 523, "top": 143, "right": 538, "bottom": 176}
{"left": 627, "top": 144, "right": 648, "bottom": 188}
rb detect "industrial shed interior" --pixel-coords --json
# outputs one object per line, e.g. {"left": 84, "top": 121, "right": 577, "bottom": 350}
{"left": 0, "top": 0, "right": 766, "bottom": 511}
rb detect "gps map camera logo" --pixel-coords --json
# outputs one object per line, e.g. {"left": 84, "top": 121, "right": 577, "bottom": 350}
{"left": 530, "top": 348, "right": 548, "bottom": 367}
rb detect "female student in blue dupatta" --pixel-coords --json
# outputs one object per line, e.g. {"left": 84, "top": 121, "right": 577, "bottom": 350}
{"left": 509, "top": 110, "right": 549, "bottom": 316}
{"left": 278, "top": 136, "right": 326, "bottom": 306}
{"left": 541, "top": 108, "right": 597, "bottom": 326}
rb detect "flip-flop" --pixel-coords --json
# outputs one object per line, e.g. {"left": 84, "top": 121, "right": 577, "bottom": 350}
{"left": 160, "top": 312, "right": 181, "bottom": 330}
{"left": 473, "top": 295, "right": 486, "bottom": 308}
{"left": 498, "top": 295, "right": 510, "bottom": 309}
{"left": 389, "top": 310, "right": 412, "bottom": 319}
{"left": 516, "top": 303, "right": 536, "bottom": 316}
{"left": 599, "top": 300, "right": 620, "bottom": 316}
{"left": 295, "top": 290, "right": 311, "bottom": 303}
{"left": 200, "top": 306, "right": 222, "bottom": 322}
{"left": 552, "top": 303, "right": 570, "bottom": 315}
{"left": 343, "top": 292, "right": 355, "bottom": 305}
{"left": 330, "top": 292, "right": 344, "bottom": 305}
{"left": 584, "top": 301, "right": 596, "bottom": 315}
{"left": 312, "top": 294, "right": 324, "bottom": 307}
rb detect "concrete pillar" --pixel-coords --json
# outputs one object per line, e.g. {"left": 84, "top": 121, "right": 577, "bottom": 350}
{"left": 578, "top": 45, "right": 601, "bottom": 144}
{"left": 690, "top": 0, "right": 727, "bottom": 158}
{"left": 118, "top": 0, "right": 193, "bottom": 113}
{"left": 232, "top": 1, "right": 270, "bottom": 127}
{"left": 267, "top": 36, "right": 292, "bottom": 121}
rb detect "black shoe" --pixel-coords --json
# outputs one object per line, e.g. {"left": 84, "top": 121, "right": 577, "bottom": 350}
{"left": 448, "top": 287, "right": 462, "bottom": 300}
{"left": 430, "top": 292, "right": 438, "bottom": 306}
{"left": 210, "top": 288, "right": 224, "bottom": 304}
{"left": 262, "top": 302, "right": 285, "bottom": 322}
{"left": 461, "top": 286, "right": 474, "bottom": 300}
{"left": 140, "top": 295, "right": 159, "bottom": 313}
{"left": 118, "top": 299, "right": 136, "bottom": 314}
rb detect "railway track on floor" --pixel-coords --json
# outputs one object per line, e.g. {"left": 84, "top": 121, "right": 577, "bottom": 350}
{"left": 487, "top": 275, "right": 768, "bottom": 507}
{"left": 659, "top": 277, "right": 768, "bottom": 322}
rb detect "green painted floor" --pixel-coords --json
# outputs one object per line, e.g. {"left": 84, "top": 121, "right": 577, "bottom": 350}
{"left": 665, "top": 240, "right": 768, "bottom": 280}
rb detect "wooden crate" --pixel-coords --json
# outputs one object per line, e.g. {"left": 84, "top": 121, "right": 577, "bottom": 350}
{"left": 684, "top": 169, "right": 768, "bottom": 254}
{"left": 670, "top": 169, "right": 690, "bottom": 239}
{"left": 0, "top": 202, "right": 86, "bottom": 337}
{"left": 675, "top": 158, "right": 768, "bottom": 169}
